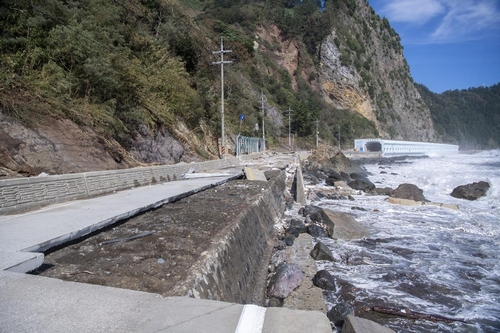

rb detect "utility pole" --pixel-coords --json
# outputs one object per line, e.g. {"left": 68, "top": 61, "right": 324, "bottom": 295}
{"left": 316, "top": 118, "right": 319, "bottom": 148}
{"left": 260, "top": 91, "right": 266, "bottom": 151}
{"left": 338, "top": 124, "right": 341, "bottom": 150}
{"left": 212, "top": 38, "right": 232, "bottom": 158}
{"left": 284, "top": 107, "right": 293, "bottom": 151}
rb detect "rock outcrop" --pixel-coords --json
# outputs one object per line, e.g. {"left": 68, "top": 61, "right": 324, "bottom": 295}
{"left": 451, "top": 181, "right": 490, "bottom": 200}
{"left": 318, "top": 0, "right": 437, "bottom": 141}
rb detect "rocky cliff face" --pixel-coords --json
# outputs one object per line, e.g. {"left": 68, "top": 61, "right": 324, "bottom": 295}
{"left": 317, "top": 0, "right": 436, "bottom": 141}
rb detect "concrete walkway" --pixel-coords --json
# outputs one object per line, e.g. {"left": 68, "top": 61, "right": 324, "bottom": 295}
{"left": 0, "top": 168, "right": 332, "bottom": 333}
{"left": 0, "top": 173, "right": 242, "bottom": 273}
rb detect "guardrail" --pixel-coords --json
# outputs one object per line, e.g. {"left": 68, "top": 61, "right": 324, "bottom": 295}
{"left": 236, "top": 135, "right": 266, "bottom": 156}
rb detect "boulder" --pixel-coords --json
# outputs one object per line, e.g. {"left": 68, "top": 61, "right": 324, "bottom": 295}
{"left": 349, "top": 172, "right": 368, "bottom": 180}
{"left": 267, "top": 263, "right": 304, "bottom": 299}
{"left": 327, "top": 302, "right": 354, "bottom": 326}
{"left": 373, "top": 187, "right": 394, "bottom": 196}
{"left": 391, "top": 183, "right": 427, "bottom": 201}
{"left": 308, "top": 224, "right": 329, "bottom": 238}
{"left": 269, "top": 250, "right": 286, "bottom": 269}
{"left": 289, "top": 218, "right": 307, "bottom": 234}
{"left": 312, "top": 269, "right": 336, "bottom": 291}
{"left": 283, "top": 234, "right": 295, "bottom": 246}
{"left": 347, "top": 178, "right": 375, "bottom": 192}
{"left": 451, "top": 181, "right": 490, "bottom": 200}
{"left": 319, "top": 209, "right": 369, "bottom": 240}
{"left": 302, "top": 205, "right": 323, "bottom": 223}
{"left": 310, "top": 241, "right": 335, "bottom": 261}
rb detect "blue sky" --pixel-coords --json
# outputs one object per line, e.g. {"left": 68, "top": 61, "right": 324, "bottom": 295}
{"left": 368, "top": 0, "right": 500, "bottom": 93}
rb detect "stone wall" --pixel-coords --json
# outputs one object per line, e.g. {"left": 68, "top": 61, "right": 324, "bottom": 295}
{"left": 0, "top": 157, "right": 248, "bottom": 215}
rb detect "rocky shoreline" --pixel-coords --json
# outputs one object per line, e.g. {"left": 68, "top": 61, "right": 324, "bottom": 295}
{"left": 265, "top": 146, "right": 490, "bottom": 332}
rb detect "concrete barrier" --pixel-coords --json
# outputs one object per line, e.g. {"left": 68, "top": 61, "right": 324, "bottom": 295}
{"left": 174, "top": 171, "right": 286, "bottom": 304}
{"left": 0, "top": 157, "right": 242, "bottom": 215}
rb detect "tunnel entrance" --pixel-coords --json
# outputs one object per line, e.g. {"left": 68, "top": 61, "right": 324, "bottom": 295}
{"left": 365, "top": 141, "right": 382, "bottom": 152}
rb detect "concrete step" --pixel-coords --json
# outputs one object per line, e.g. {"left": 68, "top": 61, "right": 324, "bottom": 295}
{"left": 0, "top": 270, "right": 331, "bottom": 333}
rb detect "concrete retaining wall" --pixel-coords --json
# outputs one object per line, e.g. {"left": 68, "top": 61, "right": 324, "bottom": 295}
{"left": 0, "top": 158, "right": 244, "bottom": 215}
{"left": 176, "top": 172, "right": 286, "bottom": 305}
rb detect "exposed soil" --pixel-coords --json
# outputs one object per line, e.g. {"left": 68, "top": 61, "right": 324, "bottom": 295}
{"left": 33, "top": 179, "right": 272, "bottom": 297}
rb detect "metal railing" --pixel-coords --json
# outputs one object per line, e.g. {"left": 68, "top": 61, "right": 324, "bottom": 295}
{"left": 236, "top": 135, "right": 266, "bottom": 156}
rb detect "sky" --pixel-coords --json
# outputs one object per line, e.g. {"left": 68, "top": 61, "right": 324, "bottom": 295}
{"left": 367, "top": 0, "right": 500, "bottom": 93}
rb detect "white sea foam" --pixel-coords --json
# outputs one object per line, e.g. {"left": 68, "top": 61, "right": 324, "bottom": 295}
{"left": 308, "top": 151, "right": 500, "bottom": 332}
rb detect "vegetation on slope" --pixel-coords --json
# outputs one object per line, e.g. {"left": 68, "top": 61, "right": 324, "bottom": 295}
{"left": 0, "top": 0, "right": 413, "bottom": 155}
{"left": 417, "top": 83, "right": 500, "bottom": 149}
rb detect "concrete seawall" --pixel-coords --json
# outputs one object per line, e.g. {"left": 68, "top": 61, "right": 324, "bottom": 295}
{"left": 175, "top": 172, "right": 286, "bottom": 304}
{"left": 0, "top": 154, "right": 264, "bottom": 215}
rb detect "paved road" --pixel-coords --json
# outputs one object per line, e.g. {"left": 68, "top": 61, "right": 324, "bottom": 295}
{"left": 0, "top": 166, "right": 332, "bottom": 333}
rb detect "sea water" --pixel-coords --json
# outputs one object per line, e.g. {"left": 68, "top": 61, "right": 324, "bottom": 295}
{"left": 308, "top": 150, "right": 500, "bottom": 332}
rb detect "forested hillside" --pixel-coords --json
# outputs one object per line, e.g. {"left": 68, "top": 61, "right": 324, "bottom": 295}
{"left": 417, "top": 83, "right": 500, "bottom": 150}
{"left": 1, "top": 0, "right": 437, "bottom": 177}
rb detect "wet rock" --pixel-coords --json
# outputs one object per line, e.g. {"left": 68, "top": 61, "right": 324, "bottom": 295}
{"left": 269, "top": 250, "right": 286, "bottom": 269}
{"left": 340, "top": 171, "right": 351, "bottom": 180}
{"left": 327, "top": 302, "right": 354, "bottom": 326}
{"left": 320, "top": 209, "right": 369, "bottom": 240}
{"left": 308, "top": 224, "right": 329, "bottom": 238}
{"left": 302, "top": 205, "right": 323, "bottom": 223}
{"left": 347, "top": 178, "right": 375, "bottom": 192}
{"left": 267, "top": 263, "right": 304, "bottom": 299}
{"left": 391, "top": 183, "right": 427, "bottom": 201}
{"left": 288, "top": 227, "right": 300, "bottom": 238}
{"left": 349, "top": 172, "right": 368, "bottom": 180}
{"left": 451, "top": 181, "right": 490, "bottom": 200}
{"left": 312, "top": 269, "right": 336, "bottom": 291}
{"left": 310, "top": 241, "right": 335, "bottom": 261}
{"left": 373, "top": 187, "right": 394, "bottom": 196}
{"left": 283, "top": 234, "right": 295, "bottom": 246}
{"left": 302, "top": 205, "right": 322, "bottom": 217}
{"left": 274, "top": 240, "right": 287, "bottom": 251}
{"left": 289, "top": 218, "right": 307, "bottom": 234}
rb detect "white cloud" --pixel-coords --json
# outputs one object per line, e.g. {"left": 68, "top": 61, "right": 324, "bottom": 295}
{"left": 379, "top": 0, "right": 500, "bottom": 43}
{"left": 431, "top": 0, "right": 500, "bottom": 42}
{"left": 380, "top": 0, "right": 445, "bottom": 24}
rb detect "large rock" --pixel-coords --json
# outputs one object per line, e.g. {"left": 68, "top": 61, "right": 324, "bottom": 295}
{"left": 319, "top": 209, "right": 369, "bottom": 240}
{"left": 301, "top": 205, "right": 323, "bottom": 223}
{"left": 312, "top": 269, "right": 336, "bottom": 291}
{"left": 308, "top": 224, "right": 329, "bottom": 238}
{"left": 305, "top": 145, "right": 364, "bottom": 174}
{"left": 391, "top": 183, "right": 427, "bottom": 202}
{"left": 269, "top": 250, "right": 286, "bottom": 269}
{"left": 310, "top": 241, "right": 335, "bottom": 261}
{"left": 267, "top": 263, "right": 304, "bottom": 299}
{"left": 347, "top": 178, "right": 375, "bottom": 192}
{"left": 327, "top": 302, "right": 354, "bottom": 326}
{"left": 289, "top": 218, "right": 307, "bottom": 234}
{"left": 451, "top": 181, "right": 490, "bottom": 200}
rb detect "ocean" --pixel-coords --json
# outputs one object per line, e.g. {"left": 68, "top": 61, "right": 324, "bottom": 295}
{"left": 303, "top": 150, "right": 500, "bottom": 332}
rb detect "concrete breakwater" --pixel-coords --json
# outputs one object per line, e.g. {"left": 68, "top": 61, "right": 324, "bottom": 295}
{"left": 173, "top": 171, "right": 287, "bottom": 304}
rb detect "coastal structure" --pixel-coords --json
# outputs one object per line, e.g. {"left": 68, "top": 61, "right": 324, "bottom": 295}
{"left": 353, "top": 139, "right": 459, "bottom": 157}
